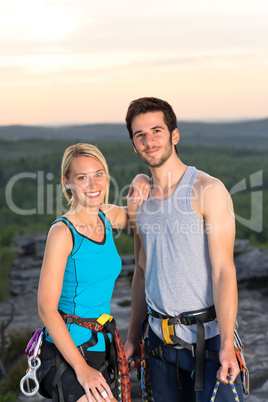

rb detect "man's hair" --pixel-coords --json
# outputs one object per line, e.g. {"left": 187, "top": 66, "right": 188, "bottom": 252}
{"left": 125, "top": 97, "right": 178, "bottom": 154}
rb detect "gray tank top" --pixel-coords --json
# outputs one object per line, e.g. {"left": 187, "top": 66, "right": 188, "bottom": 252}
{"left": 136, "top": 166, "right": 219, "bottom": 344}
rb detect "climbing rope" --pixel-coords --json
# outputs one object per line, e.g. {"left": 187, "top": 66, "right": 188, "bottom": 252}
{"left": 210, "top": 374, "right": 240, "bottom": 402}
{"left": 128, "top": 356, "right": 154, "bottom": 402}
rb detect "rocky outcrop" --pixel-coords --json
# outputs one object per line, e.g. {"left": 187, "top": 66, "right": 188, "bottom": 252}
{"left": 234, "top": 239, "right": 268, "bottom": 283}
{"left": 1, "top": 234, "right": 268, "bottom": 401}
{"left": 8, "top": 236, "right": 268, "bottom": 298}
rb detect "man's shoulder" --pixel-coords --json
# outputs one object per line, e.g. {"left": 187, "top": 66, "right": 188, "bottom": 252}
{"left": 194, "top": 172, "right": 229, "bottom": 211}
{"left": 195, "top": 171, "right": 225, "bottom": 191}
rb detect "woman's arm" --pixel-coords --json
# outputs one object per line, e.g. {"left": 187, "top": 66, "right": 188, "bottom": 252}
{"left": 38, "top": 222, "right": 113, "bottom": 402}
{"left": 127, "top": 173, "right": 151, "bottom": 205}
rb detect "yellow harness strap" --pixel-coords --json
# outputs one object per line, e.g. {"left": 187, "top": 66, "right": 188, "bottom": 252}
{"left": 162, "top": 318, "right": 174, "bottom": 344}
{"left": 97, "top": 314, "right": 114, "bottom": 326}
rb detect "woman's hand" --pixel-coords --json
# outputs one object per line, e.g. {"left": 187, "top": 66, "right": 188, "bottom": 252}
{"left": 76, "top": 364, "right": 114, "bottom": 402}
{"left": 127, "top": 174, "right": 150, "bottom": 206}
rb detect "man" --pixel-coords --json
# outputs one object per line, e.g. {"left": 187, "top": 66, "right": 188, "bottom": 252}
{"left": 124, "top": 97, "right": 244, "bottom": 401}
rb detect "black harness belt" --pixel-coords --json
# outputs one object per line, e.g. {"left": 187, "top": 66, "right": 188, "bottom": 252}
{"left": 147, "top": 305, "right": 217, "bottom": 391}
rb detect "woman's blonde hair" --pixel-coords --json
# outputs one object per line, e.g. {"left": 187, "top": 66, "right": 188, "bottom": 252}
{"left": 61, "top": 143, "right": 110, "bottom": 209}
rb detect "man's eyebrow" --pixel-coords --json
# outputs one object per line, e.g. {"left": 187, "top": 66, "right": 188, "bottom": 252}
{"left": 133, "top": 126, "right": 164, "bottom": 136}
{"left": 151, "top": 125, "right": 164, "bottom": 130}
{"left": 133, "top": 129, "right": 143, "bottom": 136}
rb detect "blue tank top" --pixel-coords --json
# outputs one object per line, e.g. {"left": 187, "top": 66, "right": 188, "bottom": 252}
{"left": 45, "top": 210, "right": 122, "bottom": 351}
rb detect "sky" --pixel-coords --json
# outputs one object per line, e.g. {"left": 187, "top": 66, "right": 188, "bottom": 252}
{"left": 0, "top": 0, "right": 267, "bottom": 125}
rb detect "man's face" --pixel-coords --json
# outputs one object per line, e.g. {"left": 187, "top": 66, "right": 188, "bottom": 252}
{"left": 131, "top": 111, "right": 177, "bottom": 168}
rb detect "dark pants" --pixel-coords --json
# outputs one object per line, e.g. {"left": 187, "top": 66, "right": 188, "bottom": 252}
{"left": 39, "top": 340, "right": 110, "bottom": 401}
{"left": 148, "top": 328, "right": 244, "bottom": 402}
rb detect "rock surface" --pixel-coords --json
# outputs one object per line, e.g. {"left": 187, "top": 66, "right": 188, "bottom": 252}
{"left": 1, "top": 235, "right": 268, "bottom": 401}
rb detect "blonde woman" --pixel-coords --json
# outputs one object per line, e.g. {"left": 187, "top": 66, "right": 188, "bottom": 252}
{"left": 37, "top": 143, "right": 148, "bottom": 402}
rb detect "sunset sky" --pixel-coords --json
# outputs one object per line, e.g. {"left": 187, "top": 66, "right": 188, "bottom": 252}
{"left": 0, "top": 0, "right": 267, "bottom": 125}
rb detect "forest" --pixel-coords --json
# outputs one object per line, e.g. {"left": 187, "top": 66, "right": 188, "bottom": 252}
{"left": 0, "top": 137, "right": 267, "bottom": 301}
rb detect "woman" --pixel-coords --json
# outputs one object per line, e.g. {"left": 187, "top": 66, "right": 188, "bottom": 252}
{"left": 38, "top": 143, "right": 148, "bottom": 402}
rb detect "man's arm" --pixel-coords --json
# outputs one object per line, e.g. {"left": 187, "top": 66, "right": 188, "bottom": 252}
{"left": 124, "top": 201, "right": 147, "bottom": 363}
{"left": 201, "top": 175, "right": 240, "bottom": 384}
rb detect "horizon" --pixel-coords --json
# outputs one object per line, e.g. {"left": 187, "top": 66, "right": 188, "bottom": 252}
{"left": 1, "top": 115, "right": 268, "bottom": 129}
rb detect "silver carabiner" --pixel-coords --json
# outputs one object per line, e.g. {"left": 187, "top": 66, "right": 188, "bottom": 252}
{"left": 20, "top": 356, "right": 41, "bottom": 397}
{"left": 33, "top": 331, "right": 43, "bottom": 360}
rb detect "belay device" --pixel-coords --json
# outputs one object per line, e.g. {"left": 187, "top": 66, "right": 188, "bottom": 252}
{"left": 20, "top": 328, "right": 44, "bottom": 397}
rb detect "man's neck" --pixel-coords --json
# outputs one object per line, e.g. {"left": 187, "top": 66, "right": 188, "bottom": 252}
{"left": 150, "top": 155, "right": 187, "bottom": 199}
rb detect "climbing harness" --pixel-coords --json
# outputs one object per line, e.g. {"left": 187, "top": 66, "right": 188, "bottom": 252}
{"left": 60, "top": 312, "right": 131, "bottom": 402}
{"left": 20, "top": 313, "right": 130, "bottom": 402}
{"left": 20, "top": 328, "right": 44, "bottom": 396}
{"left": 210, "top": 374, "right": 240, "bottom": 402}
{"left": 146, "top": 305, "right": 249, "bottom": 396}
{"left": 148, "top": 304, "right": 217, "bottom": 391}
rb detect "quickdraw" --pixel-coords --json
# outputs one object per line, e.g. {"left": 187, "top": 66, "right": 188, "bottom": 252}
{"left": 20, "top": 328, "right": 44, "bottom": 397}
{"left": 234, "top": 326, "right": 249, "bottom": 395}
{"left": 210, "top": 374, "right": 240, "bottom": 402}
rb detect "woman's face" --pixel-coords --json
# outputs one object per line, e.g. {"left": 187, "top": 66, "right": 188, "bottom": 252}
{"left": 65, "top": 155, "right": 107, "bottom": 209}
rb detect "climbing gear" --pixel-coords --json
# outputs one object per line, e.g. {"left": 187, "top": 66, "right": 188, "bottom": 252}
{"left": 128, "top": 318, "right": 154, "bottom": 402}
{"left": 148, "top": 304, "right": 217, "bottom": 391}
{"left": 20, "top": 313, "right": 130, "bottom": 402}
{"left": 234, "top": 325, "right": 249, "bottom": 395}
{"left": 139, "top": 318, "right": 154, "bottom": 402}
{"left": 128, "top": 356, "right": 153, "bottom": 402}
{"left": 60, "top": 311, "right": 131, "bottom": 402}
{"left": 147, "top": 305, "right": 249, "bottom": 396}
{"left": 210, "top": 374, "right": 240, "bottom": 402}
{"left": 20, "top": 328, "right": 44, "bottom": 397}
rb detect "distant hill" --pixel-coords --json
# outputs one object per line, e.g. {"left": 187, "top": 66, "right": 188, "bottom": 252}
{"left": 0, "top": 118, "right": 267, "bottom": 148}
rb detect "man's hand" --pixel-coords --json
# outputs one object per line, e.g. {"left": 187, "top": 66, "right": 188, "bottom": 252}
{"left": 125, "top": 339, "right": 141, "bottom": 370}
{"left": 217, "top": 344, "right": 240, "bottom": 384}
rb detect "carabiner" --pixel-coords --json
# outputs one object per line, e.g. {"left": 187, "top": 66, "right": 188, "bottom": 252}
{"left": 33, "top": 331, "right": 43, "bottom": 360}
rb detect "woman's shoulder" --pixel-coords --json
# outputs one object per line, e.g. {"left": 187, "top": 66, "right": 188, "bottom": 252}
{"left": 48, "top": 217, "right": 73, "bottom": 240}
{"left": 102, "top": 205, "right": 128, "bottom": 230}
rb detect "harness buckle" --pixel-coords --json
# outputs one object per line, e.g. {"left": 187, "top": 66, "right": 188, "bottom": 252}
{"left": 97, "top": 314, "right": 113, "bottom": 326}
{"left": 65, "top": 316, "right": 75, "bottom": 324}
{"left": 150, "top": 345, "right": 166, "bottom": 362}
{"left": 79, "top": 345, "right": 85, "bottom": 357}
{"left": 162, "top": 319, "right": 174, "bottom": 344}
